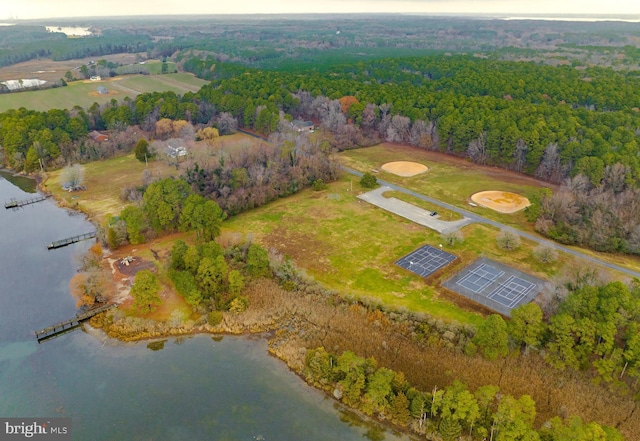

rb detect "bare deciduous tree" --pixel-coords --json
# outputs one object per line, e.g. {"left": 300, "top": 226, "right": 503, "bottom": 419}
{"left": 535, "top": 143, "right": 565, "bottom": 183}
{"left": 322, "top": 100, "right": 346, "bottom": 132}
{"left": 386, "top": 115, "right": 411, "bottom": 143}
{"left": 467, "top": 132, "right": 487, "bottom": 165}
{"left": 360, "top": 103, "right": 378, "bottom": 133}
{"left": 216, "top": 112, "right": 237, "bottom": 135}
{"left": 61, "top": 164, "right": 85, "bottom": 188}
{"left": 409, "top": 119, "right": 434, "bottom": 149}
{"left": 602, "top": 163, "right": 630, "bottom": 193}
{"left": 512, "top": 138, "right": 528, "bottom": 173}
{"left": 496, "top": 229, "right": 521, "bottom": 250}
{"left": 441, "top": 230, "right": 464, "bottom": 246}
{"left": 532, "top": 244, "right": 558, "bottom": 263}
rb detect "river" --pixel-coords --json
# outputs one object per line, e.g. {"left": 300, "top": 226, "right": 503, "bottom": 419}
{"left": 0, "top": 174, "right": 411, "bottom": 440}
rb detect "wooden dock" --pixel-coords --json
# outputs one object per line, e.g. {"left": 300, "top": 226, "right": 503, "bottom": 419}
{"left": 35, "top": 304, "right": 116, "bottom": 342}
{"left": 47, "top": 231, "right": 97, "bottom": 250}
{"left": 4, "top": 194, "right": 50, "bottom": 209}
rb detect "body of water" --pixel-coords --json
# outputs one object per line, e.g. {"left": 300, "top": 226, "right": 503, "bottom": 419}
{"left": 0, "top": 176, "right": 409, "bottom": 440}
{"left": 45, "top": 26, "right": 92, "bottom": 36}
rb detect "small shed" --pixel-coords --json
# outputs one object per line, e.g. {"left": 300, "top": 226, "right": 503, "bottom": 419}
{"left": 97, "top": 86, "right": 108, "bottom": 95}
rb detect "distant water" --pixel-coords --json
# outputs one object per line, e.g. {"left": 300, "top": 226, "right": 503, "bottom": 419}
{"left": 45, "top": 26, "right": 92, "bottom": 36}
{"left": 502, "top": 15, "right": 640, "bottom": 22}
{"left": 415, "top": 12, "right": 640, "bottom": 22}
{"left": 0, "top": 176, "right": 410, "bottom": 441}
{"left": 1, "top": 79, "right": 47, "bottom": 90}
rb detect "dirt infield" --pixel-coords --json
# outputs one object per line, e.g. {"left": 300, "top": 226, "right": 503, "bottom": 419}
{"left": 381, "top": 161, "right": 429, "bottom": 177}
{"left": 471, "top": 191, "right": 530, "bottom": 213}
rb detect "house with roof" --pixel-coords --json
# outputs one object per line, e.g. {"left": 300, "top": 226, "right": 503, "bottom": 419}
{"left": 97, "top": 86, "right": 108, "bottom": 95}
{"left": 291, "top": 120, "right": 315, "bottom": 132}
{"left": 88, "top": 130, "right": 109, "bottom": 142}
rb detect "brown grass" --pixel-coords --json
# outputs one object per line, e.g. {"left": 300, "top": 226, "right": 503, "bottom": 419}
{"left": 44, "top": 154, "right": 180, "bottom": 223}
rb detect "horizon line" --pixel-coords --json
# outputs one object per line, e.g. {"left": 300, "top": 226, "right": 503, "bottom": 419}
{"left": 3, "top": 12, "right": 640, "bottom": 22}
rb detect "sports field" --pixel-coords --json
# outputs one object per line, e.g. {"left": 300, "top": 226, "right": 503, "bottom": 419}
{"left": 340, "top": 143, "right": 552, "bottom": 229}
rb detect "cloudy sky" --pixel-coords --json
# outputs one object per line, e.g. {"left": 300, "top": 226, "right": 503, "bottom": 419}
{"left": 3, "top": 0, "right": 639, "bottom": 20}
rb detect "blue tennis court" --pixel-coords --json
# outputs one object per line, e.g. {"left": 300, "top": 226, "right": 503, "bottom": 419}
{"left": 396, "top": 245, "right": 456, "bottom": 278}
{"left": 487, "top": 275, "right": 537, "bottom": 308}
{"left": 442, "top": 257, "right": 544, "bottom": 316}
{"left": 456, "top": 263, "right": 504, "bottom": 293}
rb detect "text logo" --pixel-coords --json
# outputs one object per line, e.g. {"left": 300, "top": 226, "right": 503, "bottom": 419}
{"left": 0, "top": 418, "right": 71, "bottom": 440}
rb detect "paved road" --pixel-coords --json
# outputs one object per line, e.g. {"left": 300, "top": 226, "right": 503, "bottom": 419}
{"left": 344, "top": 167, "right": 640, "bottom": 279}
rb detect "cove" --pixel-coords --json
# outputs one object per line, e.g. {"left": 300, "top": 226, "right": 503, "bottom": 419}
{"left": 0, "top": 176, "right": 411, "bottom": 440}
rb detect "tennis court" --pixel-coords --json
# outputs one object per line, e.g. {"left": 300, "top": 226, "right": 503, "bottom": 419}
{"left": 442, "top": 257, "right": 543, "bottom": 316}
{"left": 396, "top": 245, "right": 457, "bottom": 278}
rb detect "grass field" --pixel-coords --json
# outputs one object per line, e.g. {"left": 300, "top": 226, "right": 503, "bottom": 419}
{"left": 222, "top": 170, "right": 573, "bottom": 325}
{"left": 0, "top": 73, "right": 209, "bottom": 112}
{"left": 44, "top": 154, "right": 180, "bottom": 223}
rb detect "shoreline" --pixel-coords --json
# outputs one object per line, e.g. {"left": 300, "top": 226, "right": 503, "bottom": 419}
{"left": 87, "top": 292, "right": 421, "bottom": 440}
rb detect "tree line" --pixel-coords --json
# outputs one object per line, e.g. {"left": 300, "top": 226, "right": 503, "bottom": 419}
{"left": 304, "top": 347, "right": 623, "bottom": 441}
{"left": 189, "top": 58, "right": 640, "bottom": 186}
{"left": 530, "top": 170, "right": 640, "bottom": 254}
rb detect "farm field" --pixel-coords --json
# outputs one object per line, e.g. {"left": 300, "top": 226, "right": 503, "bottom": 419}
{"left": 0, "top": 73, "right": 208, "bottom": 112}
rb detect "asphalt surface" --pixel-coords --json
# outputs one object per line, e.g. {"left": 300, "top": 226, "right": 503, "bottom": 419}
{"left": 357, "top": 186, "right": 474, "bottom": 234}
{"left": 344, "top": 167, "right": 640, "bottom": 279}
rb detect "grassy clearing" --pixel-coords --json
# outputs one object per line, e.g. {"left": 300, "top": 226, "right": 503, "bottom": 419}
{"left": 115, "top": 73, "right": 207, "bottom": 95}
{"left": 44, "top": 154, "right": 179, "bottom": 223}
{"left": 340, "top": 143, "right": 549, "bottom": 231}
{"left": 0, "top": 73, "right": 208, "bottom": 112}
{"left": 41, "top": 139, "right": 618, "bottom": 326}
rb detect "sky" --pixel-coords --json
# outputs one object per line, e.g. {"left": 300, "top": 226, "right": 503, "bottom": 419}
{"left": 2, "top": 0, "right": 640, "bottom": 20}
